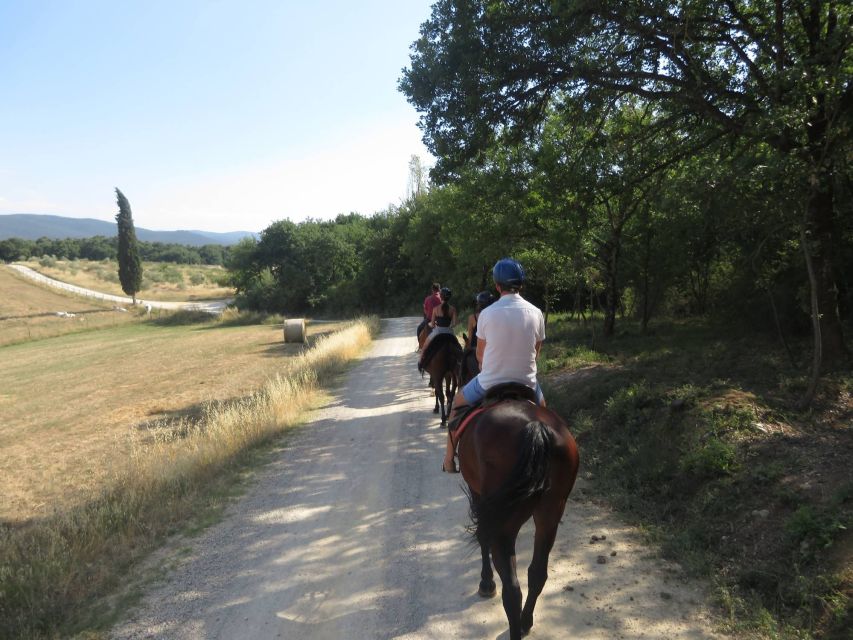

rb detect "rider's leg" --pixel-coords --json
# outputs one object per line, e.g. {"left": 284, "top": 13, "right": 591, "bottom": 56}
{"left": 443, "top": 387, "right": 467, "bottom": 471}
{"left": 535, "top": 380, "right": 546, "bottom": 407}
{"left": 444, "top": 376, "right": 486, "bottom": 471}
{"left": 418, "top": 328, "right": 434, "bottom": 367}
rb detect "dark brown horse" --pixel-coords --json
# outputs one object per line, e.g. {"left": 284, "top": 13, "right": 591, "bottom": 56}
{"left": 454, "top": 385, "right": 579, "bottom": 640}
{"left": 459, "top": 333, "right": 479, "bottom": 388}
{"left": 420, "top": 333, "right": 462, "bottom": 425}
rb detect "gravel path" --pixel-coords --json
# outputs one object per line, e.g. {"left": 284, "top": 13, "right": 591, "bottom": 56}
{"left": 8, "top": 264, "right": 230, "bottom": 313}
{"left": 110, "top": 317, "right": 723, "bottom": 639}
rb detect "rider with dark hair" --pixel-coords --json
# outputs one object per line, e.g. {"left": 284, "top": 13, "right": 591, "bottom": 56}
{"left": 419, "top": 287, "right": 457, "bottom": 370}
{"left": 465, "top": 290, "right": 495, "bottom": 351}
{"left": 442, "top": 258, "right": 546, "bottom": 472}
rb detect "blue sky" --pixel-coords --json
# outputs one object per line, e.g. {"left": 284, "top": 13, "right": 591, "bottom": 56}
{"left": 0, "top": 1, "right": 435, "bottom": 232}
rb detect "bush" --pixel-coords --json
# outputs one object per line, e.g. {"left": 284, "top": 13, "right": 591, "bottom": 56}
{"left": 603, "top": 381, "right": 657, "bottom": 427}
{"left": 680, "top": 438, "right": 738, "bottom": 479}
{"left": 152, "top": 310, "right": 216, "bottom": 326}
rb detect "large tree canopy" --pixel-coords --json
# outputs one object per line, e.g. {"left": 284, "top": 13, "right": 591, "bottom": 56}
{"left": 401, "top": 0, "right": 851, "bottom": 176}
{"left": 400, "top": 0, "right": 852, "bottom": 365}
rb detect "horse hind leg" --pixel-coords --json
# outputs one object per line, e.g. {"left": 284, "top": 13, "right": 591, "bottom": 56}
{"left": 470, "top": 493, "right": 496, "bottom": 597}
{"left": 491, "top": 533, "right": 524, "bottom": 640}
{"left": 520, "top": 498, "right": 566, "bottom": 634}
{"left": 478, "top": 536, "right": 496, "bottom": 597}
{"left": 435, "top": 383, "right": 446, "bottom": 425}
{"left": 441, "top": 373, "right": 454, "bottom": 424}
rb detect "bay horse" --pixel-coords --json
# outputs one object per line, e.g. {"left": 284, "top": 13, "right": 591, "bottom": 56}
{"left": 459, "top": 333, "right": 479, "bottom": 388}
{"left": 420, "top": 332, "right": 462, "bottom": 425}
{"left": 452, "top": 383, "right": 579, "bottom": 639}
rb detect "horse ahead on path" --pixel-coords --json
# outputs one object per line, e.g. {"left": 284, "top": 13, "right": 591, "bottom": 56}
{"left": 452, "top": 383, "right": 579, "bottom": 640}
{"left": 419, "top": 332, "right": 462, "bottom": 425}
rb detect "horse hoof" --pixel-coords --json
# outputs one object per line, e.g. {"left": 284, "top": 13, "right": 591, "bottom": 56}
{"left": 478, "top": 583, "right": 496, "bottom": 598}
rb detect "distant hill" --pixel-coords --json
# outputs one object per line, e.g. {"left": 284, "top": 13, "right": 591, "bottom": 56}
{"left": 0, "top": 214, "right": 257, "bottom": 246}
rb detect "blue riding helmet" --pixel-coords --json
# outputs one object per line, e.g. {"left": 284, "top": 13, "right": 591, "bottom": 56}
{"left": 492, "top": 258, "right": 525, "bottom": 288}
{"left": 440, "top": 286, "right": 452, "bottom": 300}
{"left": 475, "top": 291, "right": 495, "bottom": 310}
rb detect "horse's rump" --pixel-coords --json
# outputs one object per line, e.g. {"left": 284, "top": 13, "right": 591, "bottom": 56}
{"left": 421, "top": 332, "right": 462, "bottom": 371}
{"left": 466, "top": 417, "right": 554, "bottom": 547}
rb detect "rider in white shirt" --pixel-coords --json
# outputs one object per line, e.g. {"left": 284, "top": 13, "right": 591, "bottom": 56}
{"left": 442, "top": 258, "right": 545, "bottom": 472}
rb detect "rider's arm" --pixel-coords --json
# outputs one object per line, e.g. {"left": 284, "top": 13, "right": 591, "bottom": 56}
{"left": 466, "top": 314, "right": 476, "bottom": 346}
{"left": 476, "top": 338, "right": 486, "bottom": 367}
{"left": 535, "top": 340, "right": 543, "bottom": 359}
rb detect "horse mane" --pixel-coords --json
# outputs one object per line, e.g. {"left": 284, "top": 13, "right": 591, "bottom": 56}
{"left": 466, "top": 420, "right": 554, "bottom": 547}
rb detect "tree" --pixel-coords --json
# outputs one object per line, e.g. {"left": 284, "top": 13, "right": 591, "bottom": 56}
{"left": 407, "top": 154, "right": 429, "bottom": 200}
{"left": 115, "top": 188, "right": 143, "bottom": 304}
{"left": 401, "top": 0, "right": 852, "bottom": 366}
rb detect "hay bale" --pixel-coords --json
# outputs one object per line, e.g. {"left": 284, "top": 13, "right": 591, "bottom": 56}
{"left": 283, "top": 318, "right": 306, "bottom": 343}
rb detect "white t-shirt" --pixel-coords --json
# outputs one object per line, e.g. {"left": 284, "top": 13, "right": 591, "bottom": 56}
{"left": 475, "top": 293, "right": 545, "bottom": 389}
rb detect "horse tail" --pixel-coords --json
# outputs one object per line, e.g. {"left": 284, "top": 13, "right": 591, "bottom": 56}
{"left": 467, "top": 420, "right": 554, "bottom": 548}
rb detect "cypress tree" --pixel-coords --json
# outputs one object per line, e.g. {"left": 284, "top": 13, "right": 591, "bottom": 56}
{"left": 115, "top": 188, "right": 143, "bottom": 304}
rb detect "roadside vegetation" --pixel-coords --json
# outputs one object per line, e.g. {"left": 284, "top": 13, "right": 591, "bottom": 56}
{"left": 20, "top": 257, "right": 234, "bottom": 301}
{"left": 542, "top": 314, "right": 852, "bottom": 640}
{"left": 0, "top": 294, "right": 377, "bottom": 638}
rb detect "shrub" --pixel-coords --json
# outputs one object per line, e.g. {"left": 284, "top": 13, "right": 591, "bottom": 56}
{"left": 680, "top": 438, "right": 738, "bottom": 479}
{"left": 603, "top": 381, "right": 657, "bottom": 427}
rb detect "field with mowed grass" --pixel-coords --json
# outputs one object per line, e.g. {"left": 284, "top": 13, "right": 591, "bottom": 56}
{"left": 0, "top": 316, "right": 349, "bottom": 525}
{"left": 19, "top": 257, "right": 234, "bottom": 301}
{"left": 0, "top": 265, "right": 143, "bottom": 346}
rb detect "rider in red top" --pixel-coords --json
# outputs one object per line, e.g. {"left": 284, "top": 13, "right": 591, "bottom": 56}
{"left": 418, "top": 283, "right": 443, "bottom": 349}
{"left": 423, "top": 283, "right": 442, "bottom": 320}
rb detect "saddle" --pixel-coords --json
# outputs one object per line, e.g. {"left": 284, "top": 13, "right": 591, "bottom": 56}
{"left": 448, "top": 382, "right": 538, "bottom": 443}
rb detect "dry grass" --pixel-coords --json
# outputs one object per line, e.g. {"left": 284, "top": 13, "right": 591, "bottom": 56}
{"left": 0, "top": 266, "right": 142, "bottom": 346}
{"left": 20, "top": 257, "right": 234, "bottom": 301}
{"left": 0, "top": 316, "right": 378, "bottom": 638}
{"left": 0, "top": 316, "right": 348, "bottom": 524}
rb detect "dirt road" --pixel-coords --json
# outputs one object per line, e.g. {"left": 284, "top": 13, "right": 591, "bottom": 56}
{"left": 111, "top": 318, "right": 722, "bottom": 639}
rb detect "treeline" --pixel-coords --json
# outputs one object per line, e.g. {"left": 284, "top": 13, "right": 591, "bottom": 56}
{"left": 226, "top": 137, "right": 853, "bottom": 343}
{"left": 0, "top": 235, "right": 230, "bottom": 265}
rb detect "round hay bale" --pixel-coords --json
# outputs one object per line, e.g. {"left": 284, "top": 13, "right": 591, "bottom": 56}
{"left": 283, "top": 318, "right": 306, "bottom": 343}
